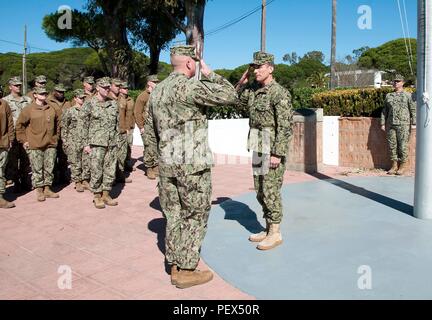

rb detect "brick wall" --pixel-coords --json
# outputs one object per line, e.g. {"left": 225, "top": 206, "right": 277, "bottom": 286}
{"left": 338, "top": 117, "right": 416, "bottom": 171}
{"left": 287, "top": 109, "right": 323, "bottom": 173}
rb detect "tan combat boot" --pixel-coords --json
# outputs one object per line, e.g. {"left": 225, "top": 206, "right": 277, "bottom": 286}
{"left": 175, "top": 269, "right": 214, "bottom": 289}
{"left": 0, "top": 195, "right": 15, "bottom": 209}
{"left": 387, "top": 161, "right": 398, "bottom": 175}
{"left": 396, "top": 162, "right": 408, "bottom": 176}
{"left": 93, "top": 193, "right": 105, "bottom": 209}
{"left": 44, "top": 186, "right": 59, "bottom": 198}
{"left": 102, "top": 191, "right": 118, "bottom": 206}
{"left": 36, "top": 188, "right": 45, "bottom": 202}
{"left": 153, "top": 166, "right": 159, "bottom": 177}
{"left": 249, "top": 219, "right": 270, "bottom": 242}
{"left": 82, "top": 180, "right": 91, "bottom": 191}
{"left": 75, "top": 182, "right": 84, "bottom": 193}
{"left": 257, "top": 223, "right": 283, "bottom": 251}
{"left": 171, "top": 265, "right": 179, "bottom": 285}
{"left": 147, "top": 167, "right": 156, "bottom": 180}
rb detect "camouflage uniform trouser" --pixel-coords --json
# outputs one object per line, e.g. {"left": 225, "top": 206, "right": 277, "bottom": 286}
{"left": 140, "top": 132, "right": 145, "bottom": 162}
{"left": 142, "top": 132, "right": 157, "bottom": 168}
{"left": 27, "top": 148, "right": 57, "bottom": 188}
{"left": 90, "top": 145, "right": 117, "bottom": 193}
{"left": 253, "top": 153, "right": 286, "bottom": 224}
{"left": 65, "top": 144, "right": 90, "bottom": 183}
{"left": 117, "top": 133, "right": 128, "bottom": 172}
{"left": 159, "top": 169, "right": 212, "bottom": 270}
{"left": 0, "top": 149, "right": 8, "bottom": 194}
{"left": 82, "top": 148, "right": 91, "bottom": 182}
{"left": 6, "top": 139, "right": 30, "bottom": 183}
{"left": 387, "top": 125, "right": 411, "bottom": 162}
{"left": 127, "top": 131, "right": 133, "bottom": 162}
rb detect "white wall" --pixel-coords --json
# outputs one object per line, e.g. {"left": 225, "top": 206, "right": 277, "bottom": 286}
{"left": 132, "top": 119, "right": 251, "bottom": 157}
{"left": 133, "top": 126, "right": 143, "bottom": 146}
{"left": 133, "top": 117, "right": 340, "bottom": 166}
{"left": 323, "top": 116, "right": 339, "bottom": 166}
{"left": 208, "top": 119, "right": 251, "bottom": 157}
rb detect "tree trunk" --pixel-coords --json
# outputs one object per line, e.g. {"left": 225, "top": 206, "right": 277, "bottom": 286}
{"left": 184, "top": 0, "right": 205, "bottom": 56}
{"left": 149, "top": 45, "right": 161, "bottom": 75}
{"left": 96, "top": 49, "right": 110, "bottom": 75}
{"left": 99, "top": 1, "right": 136, "bottom": 86}
{"left": 184, "top": 0, "right": 205, "bottom": 80}
{"left": 330, "top": 0, "right": 337, "bottom": 89}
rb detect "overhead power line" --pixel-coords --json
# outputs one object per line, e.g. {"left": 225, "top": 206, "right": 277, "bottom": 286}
{"left": 0, "top": 38, "right": 55, "bottom": 54}
{"left": 396, "top": 0, "right": 414, "bottom": 75}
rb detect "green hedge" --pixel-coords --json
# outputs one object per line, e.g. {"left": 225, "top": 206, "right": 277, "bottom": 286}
{"left": 311, "top": 87, "right": 415, "bottom": 117}
{"left": 62, "top": 87, "right": 413, "bottom": 119}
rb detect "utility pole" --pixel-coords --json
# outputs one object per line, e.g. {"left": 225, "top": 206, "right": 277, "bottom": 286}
{"left": 261, "top": 0, "right": 266, "bottom": 52}
{"left": 414, "top": 0, "right": 432, "bottom": 219}
{"left": 330, "top": 0, "right": 337, "bottom": 89}
{"left": 22, "top": 25, "right": 28, "bottom": 95}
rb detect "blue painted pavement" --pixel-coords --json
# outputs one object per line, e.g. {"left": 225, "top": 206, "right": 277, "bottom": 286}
{"left": 202, "top": 176, "right": 432, "bottom": 299}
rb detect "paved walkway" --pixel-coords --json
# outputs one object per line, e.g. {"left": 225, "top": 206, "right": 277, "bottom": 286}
{"left": 0, "top": 146, "right": 409, "bottom": 300}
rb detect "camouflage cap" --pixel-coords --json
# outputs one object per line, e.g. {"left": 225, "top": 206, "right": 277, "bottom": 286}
{"left": 393, "top": 74, "right": 405, "bottom": 81}
{"left": 34, "top": 86, "right": 48, "bottom": 95}
{"left": 54, "top": 83, "right": 66, "bottom": 92}
{"left": 35, "top": 75, "right": 47, "bottom": 83}
{"left": 170, "top": 45, "right": 199, "bottom": 61}
{"left": 146, "top": 74, "right": 160, "bottom": 83}
{"left": 83, "top": 76, "right": 95, "bottom": 84}
{"left": 73, "top": 89, "right": 86, "bottom": 98}
{"left": 250, "top": 51, "right": 274, "bottom": 66}
{"left": 111, "top": 78, "right": 123, "bottom": 86}
{"left": 96, "top": 77, "right": 111, "bottom": 87}
{"left": 8, "top": 76, "right": 22, "bottom": 85}
{"left": 119, "top": 81, "right": 129, "bottom": 89}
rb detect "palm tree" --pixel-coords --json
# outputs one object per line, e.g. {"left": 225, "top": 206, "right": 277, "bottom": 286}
{"left": 307, "top": 72, "right": 330, "bottom": 88}
{"left": 330, "top": 0, "right": 337, "bottom": 89}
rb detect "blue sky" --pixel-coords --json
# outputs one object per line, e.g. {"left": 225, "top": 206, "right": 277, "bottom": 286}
{"left": 0, "top": 0, "right": 417, "bottom": 70}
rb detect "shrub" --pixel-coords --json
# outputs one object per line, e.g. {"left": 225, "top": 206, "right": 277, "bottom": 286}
{"left": 311, "top": 87, "right": 415, "bottom": 117}
{"left": 290, "top": 87, "right": 327, "bottom": 110}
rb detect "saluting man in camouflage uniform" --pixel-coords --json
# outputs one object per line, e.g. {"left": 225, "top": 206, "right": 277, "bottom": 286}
{"left": 134, "top": 75, "right": 160, "bottom": 179}
{"left": 144, "top": 45, "right": 238, "bottom": 289}
{"left": 236, "top": 52, "right": 294, "bottom": 251}
{"left": 0, "top": 85, "right": 15, "bottom": 208}
{"left": 81, "top": 77, "right": 120, "bottom": 209}
{"left": 48, "top": 83, "right": 71, "bottom": 184}
{"left": 381, "top": 74, "right": 416, "bottom": 175}
{"left": 83, "top": 76, "right": 96, "bottom": 102}
{"left": 62, "top": 89, "right": 89, "bottom": 192}
{"left": 115, "top": 81, "right": 132, "bottom": 183}
{"left": 16, "top": 87, "right": 61, "bottom": 202}
{"left": 2, "top": 76, "right": 32, "bottom": 192}
{"left": 27, "top": 75, "right": 47, "bottom": 102}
